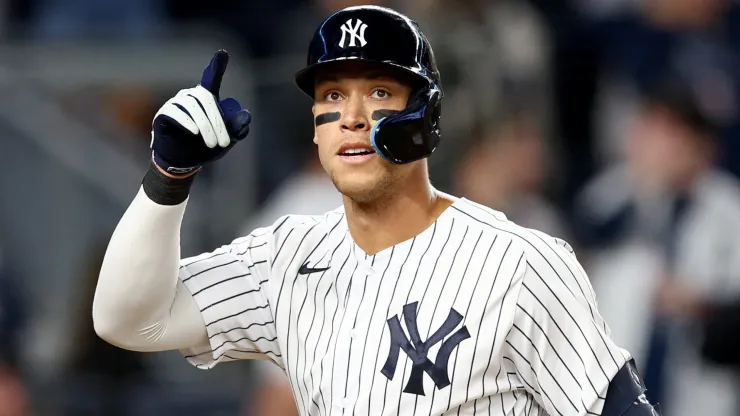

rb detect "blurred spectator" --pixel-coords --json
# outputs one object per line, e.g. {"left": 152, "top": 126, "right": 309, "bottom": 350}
{"left": 0, "top": 366, "right": 29, "bottom": 416}
{"left": 0, "top": 250, "right": 25, "bottom": 376}
{"left": 575, "top": 79, "right": 740, "bottom": 416}
{"left": 596, "top": 0, "right": 740, "bottom": 173}
{"left": 612, "top": 0, "right": 739, "bottom": 163}
{"left": 30, "top": 0, "right": 167, "bottom": 39}
{"left": 409, "top": 0, "right": 552, "bottom": 191}
{"left": 245, "top": 361, "right": 298, "bottom": 416}
{"left": 241, "top": 151, "right": 341, "bottom": 244}
{"left": 4, "top": 0, "right": 34, "bottom": 37}
{"left": 701, "top": 295, "right": 740, "bottom": 370}
{"left": 454, "top": 114, "right": 570, "bottom": 240}
{"left": 0, "top": 249, "right": 29, "bottom": 416}
{"left": 58, "top": 242, "right": 153, "bottom": 416}
{"left": 527, "top": 0, "right": 740, "bottom": 212}
{"left": 101, "top": 86, "right": 159, "bottom": 139}
{"left": 165, "top": 0, "right": 307, "bottom": 59}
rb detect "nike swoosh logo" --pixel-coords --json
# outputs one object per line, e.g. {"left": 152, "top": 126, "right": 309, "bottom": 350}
{"left": 299, "top": 263, "right": 330, "bottom": 275}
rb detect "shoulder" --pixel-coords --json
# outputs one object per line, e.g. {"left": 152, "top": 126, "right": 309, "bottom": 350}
{"left": 450, "top": 198, "right": 591, "bottom": 302}
{"left": 230, "top": 207, "right": 346, "bottom": 259}
{"left": 453, "top": 200, "right": 602, "bottom": 324}
{"left": 451, "top": 197, "right": 577, "bottom": 262}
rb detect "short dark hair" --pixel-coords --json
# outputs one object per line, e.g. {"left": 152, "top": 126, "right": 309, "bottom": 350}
{"left": 642, "top": 78, "right": 716, "bottom": 138}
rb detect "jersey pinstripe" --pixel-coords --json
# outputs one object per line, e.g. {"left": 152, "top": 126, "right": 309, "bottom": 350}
{"left": 178, "top": 198, "right": 629, "bottom": 415}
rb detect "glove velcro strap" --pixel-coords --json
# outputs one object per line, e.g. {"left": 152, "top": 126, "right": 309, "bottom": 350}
{"left": 142, "top": 162, "right": 197, "bottom": 205}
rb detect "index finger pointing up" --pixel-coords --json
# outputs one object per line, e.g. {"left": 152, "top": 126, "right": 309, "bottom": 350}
{"left": 200, "top": 50, "right": 230, "bottom": 98}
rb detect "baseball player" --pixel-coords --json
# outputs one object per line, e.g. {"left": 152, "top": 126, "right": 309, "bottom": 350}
{"left": 93, "top": 5, "right": 660, "bottom": 415}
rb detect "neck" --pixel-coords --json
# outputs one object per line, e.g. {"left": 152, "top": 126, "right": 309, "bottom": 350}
{"left": 672, "top": 166, "right": 709, "bottom": 196}
{"left": 343, "top": 175, "right": 455, "bottom": 255}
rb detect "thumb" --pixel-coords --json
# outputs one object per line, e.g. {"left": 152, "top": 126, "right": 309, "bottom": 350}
{"left": 200, "top": 50, "right": 230, "bottom": 98}
{"left": 220, "top": 98, "right": 251, "bottom": 139}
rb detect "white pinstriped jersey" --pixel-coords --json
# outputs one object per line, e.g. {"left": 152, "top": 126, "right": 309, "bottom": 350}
{"left": 179, "top": 198, "right": 630, "bottom": 415}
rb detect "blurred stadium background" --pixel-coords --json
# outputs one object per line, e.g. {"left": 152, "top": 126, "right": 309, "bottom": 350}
{"left": 1, "top": 0, "right": 740, "bottom": 414}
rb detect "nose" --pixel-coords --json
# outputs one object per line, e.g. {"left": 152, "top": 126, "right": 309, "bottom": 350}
{"left": 339, "top": 96, "right": 370, "bottom": 132}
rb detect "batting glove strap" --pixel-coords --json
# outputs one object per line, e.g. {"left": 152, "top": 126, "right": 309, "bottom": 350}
{"left": 142, "top": 161, "right": 197, "bottom": 206}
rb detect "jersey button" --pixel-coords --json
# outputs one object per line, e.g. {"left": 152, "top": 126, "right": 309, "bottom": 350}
{"left": 340, "top": 397, "right": 352, "bottom": 408}
{"left": 350, "top": 329, "right": 357, "bottom": 338}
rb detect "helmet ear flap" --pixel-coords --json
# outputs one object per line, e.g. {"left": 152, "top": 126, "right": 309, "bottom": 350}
{"left": 371, "top": 85, "right": 442, "bottom": 164}
{"left": 425, "top": 87, "right": 442, "bottom": 141}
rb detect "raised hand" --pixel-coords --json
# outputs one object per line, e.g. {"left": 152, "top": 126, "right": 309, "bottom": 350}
{"left": 150, "top": 50, "right": 252, "bottom": 176}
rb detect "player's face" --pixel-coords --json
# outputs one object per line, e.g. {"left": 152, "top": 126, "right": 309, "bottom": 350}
{"left": 312, "top": 62, "right": 415, "bottom": 203}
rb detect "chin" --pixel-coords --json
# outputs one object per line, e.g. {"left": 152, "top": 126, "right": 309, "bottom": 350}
{"left": 331, "top": 172, "right": 393, "bottom": 204}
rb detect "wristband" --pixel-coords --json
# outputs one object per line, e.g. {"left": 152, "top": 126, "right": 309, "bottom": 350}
{"left": 142, "top": 161, "right": 197, "bottom": 205}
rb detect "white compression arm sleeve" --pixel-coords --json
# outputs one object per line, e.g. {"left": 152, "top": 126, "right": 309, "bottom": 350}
{"left": 92, "top": 186, "right": 208, "bottom": 352}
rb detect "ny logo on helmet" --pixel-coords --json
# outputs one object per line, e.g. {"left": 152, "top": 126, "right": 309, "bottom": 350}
{"left": 338, "top": 19, "right": 368, "bottom": 48}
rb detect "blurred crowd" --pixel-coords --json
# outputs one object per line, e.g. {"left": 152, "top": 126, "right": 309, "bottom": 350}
{"left": 1, "top": 0, "right": 740, "bottom": 415}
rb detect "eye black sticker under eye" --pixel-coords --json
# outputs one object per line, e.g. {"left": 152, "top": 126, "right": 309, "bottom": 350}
{"left": 372, "top": 109, "right": 400, "bottom": 120}
{"left": 315, "top": 112, "right": 341, "bottom": 126}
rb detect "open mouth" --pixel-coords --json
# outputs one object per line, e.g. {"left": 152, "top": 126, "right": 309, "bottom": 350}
{"left": 339, "top": 148, "right": 376, "bottom": 157}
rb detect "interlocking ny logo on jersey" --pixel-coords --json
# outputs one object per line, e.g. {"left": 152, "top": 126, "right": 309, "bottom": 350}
{"left": 338, "top": 19, "right": 368, "bottom": 48}
{"left": 381, "top": 301, "right": 471, "bottom": 396}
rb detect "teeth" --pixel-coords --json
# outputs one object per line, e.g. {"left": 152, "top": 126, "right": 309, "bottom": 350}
{"left": 344, "top": 148, "right": 371, "bottom": 155}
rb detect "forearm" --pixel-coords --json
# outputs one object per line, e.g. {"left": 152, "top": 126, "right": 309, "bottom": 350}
{"left": 92, "top": 49, "right": 252, "bottom": 353}
{"left": 92, "top": 182, "right": 206, "bottom": 351}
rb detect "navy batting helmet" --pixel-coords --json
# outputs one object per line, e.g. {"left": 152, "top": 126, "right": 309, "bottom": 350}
{"left": 294, "top": 5, "right": 443, "bottom": 164}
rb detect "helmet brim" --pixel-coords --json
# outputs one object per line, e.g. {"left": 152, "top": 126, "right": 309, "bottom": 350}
{"left": 294, "top": 58, "right": 433, "bottom": 99}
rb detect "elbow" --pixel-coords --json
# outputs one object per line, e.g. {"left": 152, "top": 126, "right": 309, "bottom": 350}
{"left": 93, "top": 320, "right": 117, "bottom": 347}
{"left": 92, "top": 308, "right": 145, "bottom": 351}
{"left": 92, "top": 266, "right": 144, "bottom": 350}
{"left": 92, "top": 293, "right": 165, "bottom": 352}
{"left": 92, "top": 293, "right": 140, "bottom": 351}
{"left": 92, "top": 298, "right": 124, "bottom": 347}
